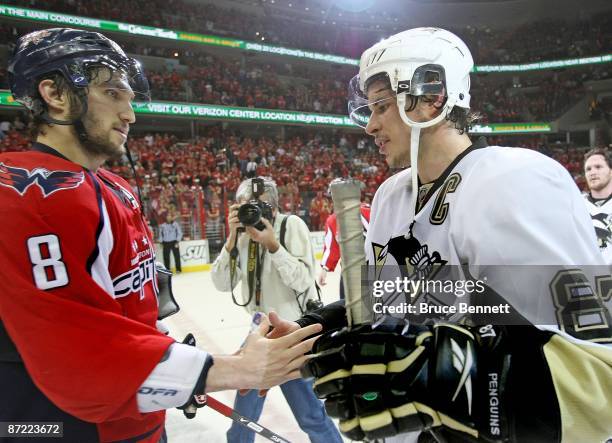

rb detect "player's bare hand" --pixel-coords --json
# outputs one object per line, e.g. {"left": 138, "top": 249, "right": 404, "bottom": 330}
{"left": 240, "top": 316, "right": 321, "bottom": 389}
{"left": 266, "top": 311, "right": 301, "bottom": 339}
{"left": 235, "top": 312, "right": 303, "bottom": 397}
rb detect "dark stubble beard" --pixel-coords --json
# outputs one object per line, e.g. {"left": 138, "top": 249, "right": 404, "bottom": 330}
{"left": 590, "top": 177, "right": 612, "bottom": 193}
{"left": 78, "top": 112, "right": 125, "bottom": 160}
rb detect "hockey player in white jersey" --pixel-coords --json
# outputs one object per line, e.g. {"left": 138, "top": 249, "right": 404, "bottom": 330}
{"left": 583, "top": 147, "right": 612, "bottom": 264}
{"left": 275, "top": 27, "right": 612, "bottom": 443}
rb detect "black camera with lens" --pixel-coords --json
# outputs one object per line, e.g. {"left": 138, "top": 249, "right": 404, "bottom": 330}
{"left": 305, "top": 298, "right": 324, "bottom": 313}
{"left": 237, "top": 178, "right": 274, "bottom": 231}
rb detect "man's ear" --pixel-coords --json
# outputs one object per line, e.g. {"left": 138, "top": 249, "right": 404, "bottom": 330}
{"left": 37, "top": 79, "right": 71, "bottom": 117}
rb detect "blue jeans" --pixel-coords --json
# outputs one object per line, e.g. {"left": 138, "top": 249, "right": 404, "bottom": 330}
{"left": 226, "top": 378, "right": 342, "bottom": 443}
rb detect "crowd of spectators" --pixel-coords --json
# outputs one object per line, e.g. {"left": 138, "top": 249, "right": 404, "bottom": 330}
{"left": 145, "top": 56, "right": 348, "bottom": 115}
{"left": 1, "top": 122, "right": 605, "bottom": 239}
{"left": 470, "top": 66, "right": 609, "bottom": 123}
{"left": 111, "top": 129, "right": 388, "bottom": 233}
{"left": 4, "top": 0, "right": 610, "bottom": 62}
{"left": 0, "top": 18, "right": 609, "bottom": 122}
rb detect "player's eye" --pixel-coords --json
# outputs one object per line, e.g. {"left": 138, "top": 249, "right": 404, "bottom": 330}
{"left": 105, "top": 89, "right": 119, "bottom": 98}
{"left": 375, "top": 103, "right": 389, "bottom": 114}
{"left": 370, "top": 101, "right": 383, "bottom": 112}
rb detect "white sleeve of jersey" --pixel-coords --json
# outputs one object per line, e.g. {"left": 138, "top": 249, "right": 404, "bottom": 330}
{"left": 455, "top": 149, "right": 612, "bottom": 442}
{"left": 452, "top": 148, "right": 611, "bottom": 335}
{"left": 453, "top": 148, "right": 602, "bottom": 266}
{"left": 137, "top": 343, "right": 209, "bottom": 412}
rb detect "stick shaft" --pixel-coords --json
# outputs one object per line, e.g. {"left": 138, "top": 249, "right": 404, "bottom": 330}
{"left": 197, "top": 394, "right": 292, "bottom": 443}
{"left": 331, "top": 180, "right": 369, "bottom": 327}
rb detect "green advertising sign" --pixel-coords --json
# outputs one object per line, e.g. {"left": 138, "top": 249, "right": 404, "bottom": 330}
{"left": 0, "top": 90, "right": 355, "bottom": 127}
{"left": 134, "top": 101, "right": 356, "bottom": 126}
{"left": 2, "top": 5, "right": 610, "bottom": 71}
{"left": 0, "top": 90, "right": 553, "bottom": 133}
{"left": 470, "top": 123, "right": 552, "bottom": 134}
{"left": 475, "top": 54, "right": 612, "bottom": 73}
{"left": 0, "top": 4, "right": 358, "bottom": 66}
{"left": 0, "top": 90, "right": 17, "bottom": 106}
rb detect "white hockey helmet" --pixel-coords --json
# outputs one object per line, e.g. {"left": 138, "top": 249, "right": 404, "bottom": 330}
{"left": 348, "top": 27, "right": 473, "bottom": 214}
{"left": 348, "top": 27, "right": 473, "bottom": 128}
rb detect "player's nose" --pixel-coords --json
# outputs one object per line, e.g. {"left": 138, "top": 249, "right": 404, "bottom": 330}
{"left": 365, "top": 112, "right": 381, "bottom": 135}
{"left": 119, "top": 102, "right": 136, "bottom": 125}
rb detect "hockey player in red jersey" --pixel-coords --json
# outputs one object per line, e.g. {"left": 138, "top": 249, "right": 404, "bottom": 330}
{"left": 0, "top": 28, "right": 320, "bottom": 443}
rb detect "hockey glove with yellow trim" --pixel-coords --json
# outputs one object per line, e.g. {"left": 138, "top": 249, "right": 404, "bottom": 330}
{"left": 302, "top": 323, "right": 514, "bottom": 442}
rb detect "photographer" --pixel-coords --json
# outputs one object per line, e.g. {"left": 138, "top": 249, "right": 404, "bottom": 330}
{"left": 211, "top": 177, "right": 341, "bottom": 443}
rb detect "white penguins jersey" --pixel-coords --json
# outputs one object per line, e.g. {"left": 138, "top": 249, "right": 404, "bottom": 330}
{"left": 583, "top": 193, "right": 612, "bottom": 264}
{"left": 366, "top": 140, "right": 612, "bottom": 443}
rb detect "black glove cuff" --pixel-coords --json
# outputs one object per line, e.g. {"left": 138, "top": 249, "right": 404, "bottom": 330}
{"left": 178, "top": 354, "right": 214, "bottom": 409}
{"left": 296, "top": 299, "right": 347, "bottom": 331}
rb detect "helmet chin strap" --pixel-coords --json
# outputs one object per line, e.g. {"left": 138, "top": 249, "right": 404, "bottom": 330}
{"left": 39, "top": 92, "right": 89, "bottom": 145}
{"left": 396, "top": 93, "right": 454, "bottom": 220}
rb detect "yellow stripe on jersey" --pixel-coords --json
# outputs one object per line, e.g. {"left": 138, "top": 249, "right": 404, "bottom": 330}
{"left": 543, "top": 335, "right": 612, "bottom": 443}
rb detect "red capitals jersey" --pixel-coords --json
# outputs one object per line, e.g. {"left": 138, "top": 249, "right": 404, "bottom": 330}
{"left": 0, "top": 144, "right": 174, "bottom": 442}
{"left": 321, "top": 203, "right": 371, "bottom": 271}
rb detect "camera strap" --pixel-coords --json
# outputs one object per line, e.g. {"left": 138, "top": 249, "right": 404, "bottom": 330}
{"left": 279, "top": 215, "right": 322, "bottom": 315}
{"left": 247, "top": 239, "right": 265, "bottom": 308}
{"left": 229, "top": 247, "right": 248, "bottom": 307}
{"left": 229, "top": 240, "right": 265, "bottom": 308}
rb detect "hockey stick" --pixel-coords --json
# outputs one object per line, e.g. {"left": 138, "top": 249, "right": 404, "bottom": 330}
{"left": 331, "top": 183, "right": 448, "bottom": 443}
{"left": 179, "top": 333, "right": 290, "bottom": 442}
{"left": 330, "top": 179, "right": 370, "bottom": 327}
{"left": 184, "top": 394, "right": 292, "bottom": 443}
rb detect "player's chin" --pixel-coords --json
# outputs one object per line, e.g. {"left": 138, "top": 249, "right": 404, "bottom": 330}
{"left": 107, "top": 141, "right": 126, "bottom": 158}
{"left": 111, "top": 134, "right": 128, "bottom": 150}
{"left": 387, "top": 154, "right": 410, "bottom": 169}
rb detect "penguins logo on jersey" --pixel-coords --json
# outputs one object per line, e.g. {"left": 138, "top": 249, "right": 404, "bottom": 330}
{"left": 370, "top": 225, "right": 449, "bottom": 313}
{"left": 371, "top": 226, "right": 447, "bottom": 282}
{"left": 591, "top": 212, "right": 612, "bottom": 249}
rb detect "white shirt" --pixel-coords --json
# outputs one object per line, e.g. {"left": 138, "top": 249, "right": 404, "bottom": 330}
{"left": 211, "top": 213, "right": 317, "bottom": 320}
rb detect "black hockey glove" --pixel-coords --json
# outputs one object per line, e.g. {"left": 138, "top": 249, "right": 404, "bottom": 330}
{"left": 177, "top": 333, "right": 208, "bottom": 419}
{"left": 155, "top": 262, "right": 180, "bottom": 320}
{"left": 302, "top": 323, "right": 512, "bottom": 442}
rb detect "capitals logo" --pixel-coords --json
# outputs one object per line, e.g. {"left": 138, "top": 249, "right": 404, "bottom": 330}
{"left": 0, "top": 163, "right": 84, "bottom": 197}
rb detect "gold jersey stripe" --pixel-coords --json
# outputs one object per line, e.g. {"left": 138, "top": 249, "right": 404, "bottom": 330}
{"left": 543, "top": 335, "right": 612, "bottom": 442}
